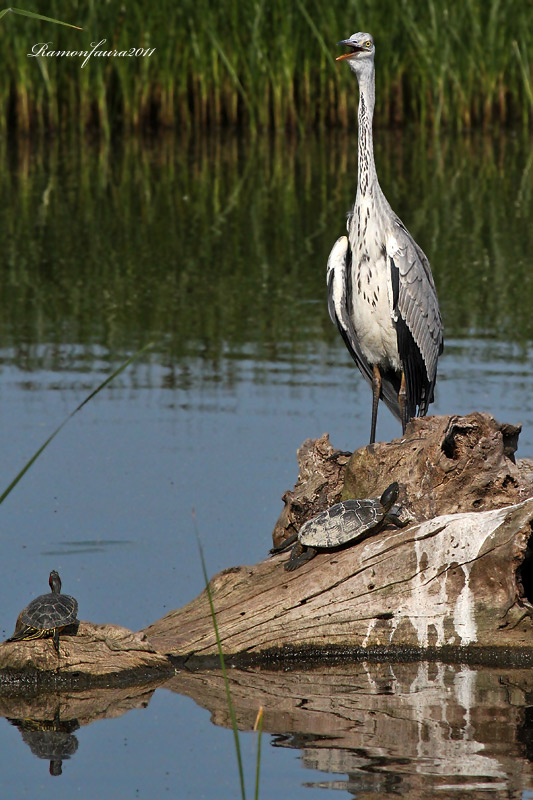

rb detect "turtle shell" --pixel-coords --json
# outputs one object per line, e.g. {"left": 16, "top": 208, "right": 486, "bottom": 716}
{"left": 298, "top": 497, "right": 384, "bottom": 548}
{"left": 20, "top": 725, "right": 79, "bottom": 762}
{"left": 18, "top": 592, "right": 78, "bottom": 631}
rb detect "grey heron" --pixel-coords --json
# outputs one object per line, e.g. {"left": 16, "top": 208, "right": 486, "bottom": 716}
{"left": 328, "top": 32, "right": 443, "bottom": 444}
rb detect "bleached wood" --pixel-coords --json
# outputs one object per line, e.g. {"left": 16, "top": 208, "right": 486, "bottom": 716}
{"left": 144, "top": 498, "right": 533, "bottom": 658}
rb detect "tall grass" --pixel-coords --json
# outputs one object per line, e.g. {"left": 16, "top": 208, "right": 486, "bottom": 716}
{"left": 2, "top": 0, "right": 532, "bottom": 134}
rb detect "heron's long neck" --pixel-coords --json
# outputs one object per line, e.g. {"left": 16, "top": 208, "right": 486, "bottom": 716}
{"left": 356, "top": 66, "right": 379, "bottom": 202}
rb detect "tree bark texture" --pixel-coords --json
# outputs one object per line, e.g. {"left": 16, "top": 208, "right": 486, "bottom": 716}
{"left": 144, "top": 496, "right": 533, "bottom": 658}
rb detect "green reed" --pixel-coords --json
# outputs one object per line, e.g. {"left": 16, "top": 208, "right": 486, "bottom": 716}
{"left": 194, "top": 515, "right": 263, "bottom": 800}
{"left": 2, "top": 0, "right": 532, "bottom": 134}
{"left": 0, "top": 343, "right": 155, "bottom": 505}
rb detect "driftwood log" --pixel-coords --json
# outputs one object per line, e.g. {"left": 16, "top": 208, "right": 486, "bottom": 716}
{"left": 145, "top": 498, "right": 533, "bottom": 659}
{"left": 0, "top": 622, "right": 171, "bottom": 681}
{"left": 144, "top": 413, "right": 533, "bottom": 661}
{"left": 1, "top": 412, "right": 533, "bottom": 678}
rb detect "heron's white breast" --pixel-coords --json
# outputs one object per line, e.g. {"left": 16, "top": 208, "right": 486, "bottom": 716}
{"left": 349, "top": 215, "right": 400, "bottom": 370}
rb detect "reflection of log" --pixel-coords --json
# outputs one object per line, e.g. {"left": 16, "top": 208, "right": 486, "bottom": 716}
{"left": 0, "top": 680, "right": 165, "bottom": 775}
{"left": 144, "top": 414, "right": 533, "bottom": 659}
{"left": 0, "top": 681, "right": 163, "bottom": 726}
{"left": 0, "top": 621, "right": 171, "bottom": 679}
{"left": 164, "top": 663, "right": 533, "bottom": 795}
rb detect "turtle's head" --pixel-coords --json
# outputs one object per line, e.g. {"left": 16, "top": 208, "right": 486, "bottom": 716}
{"left": 49, "top": 570, "right": 62, "bottom": 594}
{"left": 380, "top": 482, "right": 399, "bottom": 511}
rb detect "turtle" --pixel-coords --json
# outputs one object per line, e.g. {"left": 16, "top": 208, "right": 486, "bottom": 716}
{"left": 270, "top": 482, "right": 407, "bottom": 571}
{"left": 7, "top": 571, "right": 78, "bottom": 654}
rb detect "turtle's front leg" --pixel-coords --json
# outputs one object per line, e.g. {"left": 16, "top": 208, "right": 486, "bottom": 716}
{"left": 285, "top": 543, "right": 318, "bottom": 572}
{"left": 385, "top": 510, "right": 409, "bottom": 529}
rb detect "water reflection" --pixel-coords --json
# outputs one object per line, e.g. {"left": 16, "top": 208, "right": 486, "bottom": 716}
{"left": 41, "top": 540, "right": 135, "bottom": 556}
{"left": 8, "top": 710, "right": 79, "bottom": 776}
{"left": 1, "top": 130, "right": 532, "bottom": 797}
{"left": 168, "top": 661, "right": 533, "bottom": 798}
{"left": 3, "top": 662, "right": 533, "bottom": 795}
{"left": 1, "top": 129, "right": 532, "bottom": 369}
{"left": 0, "top": 681, "right": 160, "bottom": 778}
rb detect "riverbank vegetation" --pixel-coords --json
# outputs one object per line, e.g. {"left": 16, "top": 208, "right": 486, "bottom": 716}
{"left": 1, "top": 0, "right": 532, "bottom": 134}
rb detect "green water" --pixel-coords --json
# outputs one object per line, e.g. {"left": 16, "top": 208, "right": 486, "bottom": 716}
{"left": 2, "top": 129, "right": 532, "bottom": 362}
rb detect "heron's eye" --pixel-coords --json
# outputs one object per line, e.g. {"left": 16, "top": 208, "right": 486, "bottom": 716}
{"left": 365, "top": 41, "right": 372, "bottom": 48}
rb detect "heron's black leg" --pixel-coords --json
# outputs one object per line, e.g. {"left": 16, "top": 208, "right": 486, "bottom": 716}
{"left": 398, "top": 369, "right": 408, "bottom": 433}
{"left": 370, "top": 365, "right": 381, "bottom": 444}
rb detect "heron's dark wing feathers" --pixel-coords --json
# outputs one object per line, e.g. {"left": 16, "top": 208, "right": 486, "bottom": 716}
{"left": 387, "top": 220, "right": 444, "bottom": 416}
{"left": 327, "top": 236, "right": 401, "bottom": 421}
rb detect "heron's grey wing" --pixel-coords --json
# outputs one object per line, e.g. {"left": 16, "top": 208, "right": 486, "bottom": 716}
{"left": 327, "top": 236, "right": 401, "bottom": 421}
{"left": 387, "top": 220, "right": 444, "bottom": 417}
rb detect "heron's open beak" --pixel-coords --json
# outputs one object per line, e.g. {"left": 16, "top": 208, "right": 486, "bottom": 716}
{"left": 336, "top": 40, "right": 363, "bottom": 61}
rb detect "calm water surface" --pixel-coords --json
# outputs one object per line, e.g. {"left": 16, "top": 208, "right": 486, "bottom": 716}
{"left": 0, "top": 130, "right": 532, "bottom": 798}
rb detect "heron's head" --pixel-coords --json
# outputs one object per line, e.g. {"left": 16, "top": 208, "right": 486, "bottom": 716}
{"left": 336, "top": 32, "right": 375, "bottom": 76}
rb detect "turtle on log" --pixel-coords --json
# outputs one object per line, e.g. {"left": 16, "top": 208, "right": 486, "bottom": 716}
{"left": 270, "top": 482, "right": 408, "bottom": 571}
{"left": 7, "top": 570, "right": 78, "bottom": 655}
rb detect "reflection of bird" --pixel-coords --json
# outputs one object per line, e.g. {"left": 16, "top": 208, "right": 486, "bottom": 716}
{"left": 7, "top": 570, "right": 78, "bottom": 656}
{"left": 328, "top": 32, "right": 443, "bottom": 444}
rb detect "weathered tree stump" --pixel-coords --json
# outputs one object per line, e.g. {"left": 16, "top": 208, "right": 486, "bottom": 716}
{"left": 143, "top": 413, "right": 533, "bottom": 660}
{"left": 273, "top": 413, "right": 531, "bottom": 546}
{"left": 342, "top": 413, "right": 527, "bottom": 519}
{"left": 271, "top": 433, "right": 350, "bottom": 549}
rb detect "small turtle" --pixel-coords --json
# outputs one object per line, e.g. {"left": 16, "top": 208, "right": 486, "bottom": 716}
{"left": 7, "top": 571, "right": 78, "bottom": 654}
{"left": 270, "top": 482, "right": 407, "bottom": 571}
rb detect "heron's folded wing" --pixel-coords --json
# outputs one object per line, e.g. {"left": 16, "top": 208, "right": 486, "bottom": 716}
{"left": 387, "top": 221, "right": 444, "bottom": 416}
